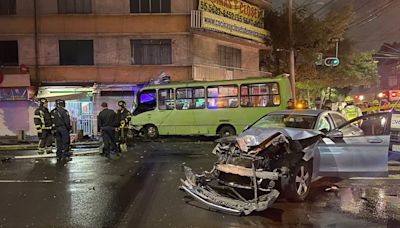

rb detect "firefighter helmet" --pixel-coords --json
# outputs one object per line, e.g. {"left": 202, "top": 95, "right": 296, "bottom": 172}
{"left": 56, "top": 99, "right": 66, "bottom": 107}
{"left": 372, "top": 100, "right": 379, "bottom": 106}
{"left": 118, "top": 100, "right": 126, "bottom": 108}
{"left": 344, "top": 96, "right": 354, "bottom": 103}
{"left": 39, "top": 98, "right": 48, "bottom": 106}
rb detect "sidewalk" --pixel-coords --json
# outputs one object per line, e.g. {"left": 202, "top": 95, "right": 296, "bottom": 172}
{"left": 0, "top": 141, "right": 102, "bottom": 151}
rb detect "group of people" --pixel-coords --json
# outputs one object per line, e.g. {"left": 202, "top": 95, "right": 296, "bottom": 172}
{"left": 286, "top": 96, "right": 363, "bottom": 121}
{"left": 34, "top": 98, "right": 72, "bottom": 161}
{"left": 97, "top": 101, "right": 132, "bottom": 159}
{"left": 34, "top": 98, "right": 132, "bottom": 161}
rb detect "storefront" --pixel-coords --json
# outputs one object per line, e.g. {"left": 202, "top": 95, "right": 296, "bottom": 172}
{"left": 0, "top": 73, "right": 36, "bottom": 138}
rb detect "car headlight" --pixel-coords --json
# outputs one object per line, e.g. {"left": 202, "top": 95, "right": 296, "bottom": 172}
{"left": 237, "top": 135, "right": 259, "bottom": 152}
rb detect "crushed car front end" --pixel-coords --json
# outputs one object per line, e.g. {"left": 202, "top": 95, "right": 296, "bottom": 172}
{"left": 180, "top": 128, "right": 321, "bottom": 215}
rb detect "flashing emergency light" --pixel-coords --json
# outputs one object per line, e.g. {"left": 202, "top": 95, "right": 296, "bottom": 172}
{"left": 359, "top": 95, "right": 364, "bottom": 101}
{"left": 324, "top": 57, "right": 340, "bottom": 67}
{"left": 378, "top": 92, "right": 384, "bottom": 98}
{"left": 392, "top": 92, "right": 397, "bottom": 97}
{"left": 296, "top": 103, "right": 303, "bottom": 109}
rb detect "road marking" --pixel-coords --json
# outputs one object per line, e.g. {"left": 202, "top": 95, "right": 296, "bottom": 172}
{"left": 13, "top": 149, "right": 100, "bottom": 159}
{"left": 350, "top": 174, "right": 400, "bottom": 180}
{"left": 0, "top": 180, "right": 54, "bottom": 183}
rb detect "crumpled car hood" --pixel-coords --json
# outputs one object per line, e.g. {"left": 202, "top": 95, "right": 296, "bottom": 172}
{"left": 238, "top": 127, "right": 322, "bottom": 146}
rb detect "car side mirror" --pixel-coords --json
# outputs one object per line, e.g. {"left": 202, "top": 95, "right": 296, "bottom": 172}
{"left": 320, "top": 128, "right": 329, "bottom": 134}
{"left": 327, "top": 129, "right": 343, "bottom": 138}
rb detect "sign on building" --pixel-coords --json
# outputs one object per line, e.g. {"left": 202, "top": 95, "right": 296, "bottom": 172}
{"left": 198, "top": 0, "right": 269, "bottom": 43}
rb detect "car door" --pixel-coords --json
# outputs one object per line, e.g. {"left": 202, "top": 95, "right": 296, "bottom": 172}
{"left": 317, "top": 113, "right": 389, "bottom": 177}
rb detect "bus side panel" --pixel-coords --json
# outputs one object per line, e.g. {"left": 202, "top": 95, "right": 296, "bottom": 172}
{"left": 171, "top": 109, "right": 197, "bottom": 135}
{"left": 157, "top": 109, "right": 176, "bottom": 135}
{"left": 131, "top": 110, "right": 174, "bottom": 135}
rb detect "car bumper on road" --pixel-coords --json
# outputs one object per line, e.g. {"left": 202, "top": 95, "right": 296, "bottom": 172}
{"left": 179, "top": 166, "right": 280, "bottom": 215}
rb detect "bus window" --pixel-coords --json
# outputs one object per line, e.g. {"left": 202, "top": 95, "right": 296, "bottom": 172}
{"left": 158, "top": 89, "right": 175, "bottom": 110}
{"left": 240, "top": 83, "right": 280, "bottom": 107}
{"left": 136, "top": 89, "right": 156, "bottom": 113}
{"left": 176, "top": 87, "right": 205, "bottom": 110}
{"left": 207, "top": 85, "right": 239, "bottom": 109}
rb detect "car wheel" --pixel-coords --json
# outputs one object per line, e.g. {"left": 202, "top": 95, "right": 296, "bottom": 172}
{"left": 144, "top": 125, "right": 159, "bottom": 139}
{"left": 284, "top": 161, "right": 312, "bottom": 202}
{"left": 218, "top": 126, "right": 236, "bottom": 138}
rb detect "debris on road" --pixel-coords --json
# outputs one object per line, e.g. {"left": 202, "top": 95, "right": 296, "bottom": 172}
{"left": 324, "top": 185, "right": 339, "bottom": 192}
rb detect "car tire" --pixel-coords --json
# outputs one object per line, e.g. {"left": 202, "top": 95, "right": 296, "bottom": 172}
{"left": 284, "top": 160, "right": 312, "bottom": 202}
{"left": 218, "top": 126, "right": 236, "bottom": 138}
{"left": 144, "top": 125, "right": 159, "bottom": 139}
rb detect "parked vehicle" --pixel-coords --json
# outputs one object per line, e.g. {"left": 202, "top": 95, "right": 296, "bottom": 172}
{"left": 180, "top": 110, "right": 391, "bottom": 215}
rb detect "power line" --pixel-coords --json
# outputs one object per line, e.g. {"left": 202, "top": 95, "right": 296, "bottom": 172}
{"left": 348, "top": 0, "right": 398, "bottom": 28}
{"left": 310, "top": 0, "right": 336, "bottom": 17}
{"left": 297, "top": 0, "right": 336, "bottom": 22}
{"left": 353, "top": 0, "right": 371, "bottom": 13}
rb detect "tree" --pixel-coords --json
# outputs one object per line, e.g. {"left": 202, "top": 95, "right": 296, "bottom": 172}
{"left": 264, "top": 4, "right": 379, "bottom": 99}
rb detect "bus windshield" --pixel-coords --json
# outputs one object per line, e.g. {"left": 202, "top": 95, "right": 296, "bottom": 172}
{"left": 133, "top": 89, "right": 157, "bottom": 115}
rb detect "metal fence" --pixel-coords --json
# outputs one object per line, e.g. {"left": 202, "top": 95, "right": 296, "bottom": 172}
{"left": 49, "top": 101, "right": 94, "bottom": 136}
{"left": 77, "top": 113, "right": 94, "bottom": 136}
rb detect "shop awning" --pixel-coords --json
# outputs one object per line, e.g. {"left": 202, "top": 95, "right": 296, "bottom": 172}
{"left": 37, "top": 92, "right": 89, "bottom": 102}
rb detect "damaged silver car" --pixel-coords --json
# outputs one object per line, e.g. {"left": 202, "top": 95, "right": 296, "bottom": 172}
{"left": 180, "top": 110, "right": 390, "bottom": 215}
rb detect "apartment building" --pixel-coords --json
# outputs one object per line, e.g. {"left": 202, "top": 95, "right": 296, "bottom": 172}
{"left": 0, "top": 0, "right": 270, "bottom": 137}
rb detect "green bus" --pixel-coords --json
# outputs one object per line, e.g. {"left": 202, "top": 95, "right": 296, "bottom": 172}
{"left": 131, "top": 76, "right": 292, "bottom": 138}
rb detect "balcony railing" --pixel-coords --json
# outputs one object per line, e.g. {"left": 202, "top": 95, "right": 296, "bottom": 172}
{"left": 191, "top": 10, "right": 202, "bottom": 29}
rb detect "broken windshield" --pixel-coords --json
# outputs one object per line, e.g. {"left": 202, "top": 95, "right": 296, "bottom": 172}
{"left": 252, "top": 114, "right": 317, "bottom": 130}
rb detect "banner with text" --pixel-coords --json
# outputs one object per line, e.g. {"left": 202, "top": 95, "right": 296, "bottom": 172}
{"left": 199, "top": 0, "right": 265, "bottom": 28}
{"left": 201, "top": 11, "right": 269, "bottom": 43}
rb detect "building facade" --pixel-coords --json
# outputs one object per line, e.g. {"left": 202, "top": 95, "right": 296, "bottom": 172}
{"left": 0, "top": 0, "right": 271, "bottom": 137}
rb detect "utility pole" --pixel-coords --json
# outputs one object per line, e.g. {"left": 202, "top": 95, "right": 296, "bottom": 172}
{"left": 34, "top": 0, "right": 40, "bottom": 86}
{"left": 288, "top": 0, "right": 296, "bottom": 101}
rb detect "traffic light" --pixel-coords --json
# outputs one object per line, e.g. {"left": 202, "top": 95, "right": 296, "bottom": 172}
{"left": 324, "top": 57, "right": 340, "bottom": 67}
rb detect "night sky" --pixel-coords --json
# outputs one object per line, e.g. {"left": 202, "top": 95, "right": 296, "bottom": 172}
{"left": 269, "top": 0, "right": 400, "bottom": 52}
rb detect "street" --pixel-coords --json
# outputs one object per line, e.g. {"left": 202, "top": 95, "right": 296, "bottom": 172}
{"left": 0, "top": 138, "right": 400, "bottom": 228}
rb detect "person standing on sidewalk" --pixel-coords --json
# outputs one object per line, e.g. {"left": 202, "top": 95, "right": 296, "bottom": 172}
{"left": 51, "top": 99, "right": 72, "bottom": 162}
{"left": 98, "top": 102, "right": 119, "bottom": 159}
{"left": 34, "top": 98, "right": 54, "bottom": 155}
{"left": 116, "top": 100, "right": 132, "bottom": 153}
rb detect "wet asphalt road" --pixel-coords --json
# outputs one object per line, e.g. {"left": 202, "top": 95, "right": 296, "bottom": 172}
{"left": 0, "top": 138, "right": 400, "bottom": 228}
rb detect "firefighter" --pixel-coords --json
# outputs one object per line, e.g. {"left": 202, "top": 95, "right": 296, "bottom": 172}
{"left": 342, "top": 96, "right": 363, "bottom": 121}
{"left": 286, "top": 99, "right": 295, "bottom": 109}
{"left": 116, "top": 100, "right": 132, "bottom": 153}
{"left": 98, "top": 102, "right": 119, "bottom": 158}
{"left": 323, "top": 99, "right": 333, "bottom": 110}
{"left": 370, "top": 100, "right": 380, "bottom": 113}
{"left": 34, "top": 98, "right": 54, "bottom": 155}
{"left": 51, "top": 99, "right": 72, "bottom": 161}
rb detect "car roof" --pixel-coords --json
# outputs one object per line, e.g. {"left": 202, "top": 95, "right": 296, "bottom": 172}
{"left": 268, "top": 109, "right": 329, "bottom": 117}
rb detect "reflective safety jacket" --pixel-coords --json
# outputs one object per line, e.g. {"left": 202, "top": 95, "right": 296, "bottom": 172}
{"left": 34, "top": 106, "right": 53, "bottom": 133}
{"left": 342, "top": 105, "right": 363, "bottom": 121}
{"left": 116, "top": 108, "right": 132, "bottom": 129}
